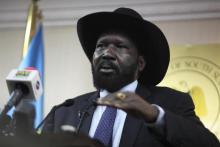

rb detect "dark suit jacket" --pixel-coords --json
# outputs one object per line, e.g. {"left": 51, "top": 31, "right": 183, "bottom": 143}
{"left": 42, "top": 84, "right": 220, "bottom": 147}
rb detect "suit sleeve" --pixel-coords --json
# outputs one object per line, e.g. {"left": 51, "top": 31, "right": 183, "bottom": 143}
{"left": 41, "top": 107, "right": 55, "bottom": 133}
{"left": 163, "top": 92, "right": 220, "bottom": 147}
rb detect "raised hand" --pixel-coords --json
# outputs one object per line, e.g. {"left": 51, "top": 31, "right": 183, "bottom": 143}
{"left": 96, "top": 92, "right": 159, "bottom": 123}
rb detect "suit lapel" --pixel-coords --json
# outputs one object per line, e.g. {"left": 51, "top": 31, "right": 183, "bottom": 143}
{"left": 119, "top": 84, "right": 152, "bottom": 147}
{"left": 119, "top": 115, "right": 143, "bottom": 147}
{"left": 137, "top": 84, "right": 154, "bottom": 103}
{"left": 78, "top": 91, "right": 99, "bottom": 134}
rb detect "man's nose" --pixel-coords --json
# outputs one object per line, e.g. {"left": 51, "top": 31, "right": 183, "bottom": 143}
{"left": 102, "top": 45, "right": 116, "bottom": 60}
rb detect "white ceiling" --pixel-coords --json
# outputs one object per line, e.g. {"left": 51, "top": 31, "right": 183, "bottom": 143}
{"left": 0, "top": 0, "right": 220, "bottom": 28}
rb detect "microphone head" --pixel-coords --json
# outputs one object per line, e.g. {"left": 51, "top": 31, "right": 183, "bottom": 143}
{"left": 6, "top": 68, "right": 43, "bottom": 100}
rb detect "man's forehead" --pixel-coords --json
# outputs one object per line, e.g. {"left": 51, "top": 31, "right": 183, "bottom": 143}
{"left": 97, "top": 31, "right": 137, "bottom": 44}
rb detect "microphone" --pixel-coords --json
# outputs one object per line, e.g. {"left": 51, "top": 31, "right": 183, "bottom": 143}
{"left": 0, "top": 68, "right": 43, "bottom": 120}
{"left": 35, "top": 99, "right": 75, "bottom": 132}
{"left": 6, "top": 68, "right": 43, "bottom": 100}
{"left": 0, "top": 68, "right": 43, "bottom": 135}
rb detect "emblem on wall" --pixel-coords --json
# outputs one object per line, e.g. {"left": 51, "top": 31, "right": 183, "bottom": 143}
{"left": 160, "top": 56, "right": 220, "bottom": 139}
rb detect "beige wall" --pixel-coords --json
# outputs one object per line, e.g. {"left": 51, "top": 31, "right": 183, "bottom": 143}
{"left": 0, "top": 18, "right": 220, "bottom": 115}
{"left": 157, "top": 19, "right": 220, "bottom": 45}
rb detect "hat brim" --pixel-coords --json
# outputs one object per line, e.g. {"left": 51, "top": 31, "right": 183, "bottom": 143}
{"left": 77, "top": 11, "right": 170, "bottom": 86}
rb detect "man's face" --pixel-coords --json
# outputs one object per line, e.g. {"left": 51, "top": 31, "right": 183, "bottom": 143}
{"left": 92, "top": 33, "right": 145, "bottom": 92}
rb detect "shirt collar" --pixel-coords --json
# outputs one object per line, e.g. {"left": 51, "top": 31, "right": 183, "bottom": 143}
{"left": 100, "top": 80, "right": 138, "bottom": 98}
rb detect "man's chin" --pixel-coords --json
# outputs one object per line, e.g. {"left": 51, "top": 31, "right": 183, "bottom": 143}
{"left": 93, "top": 73, "right": 133, "bottom": 92}
{"left": 93, "top": 75, "right": 120, "bottom": 92}
{"left": 92, "top": 65, "right": 137, "bottom": 92}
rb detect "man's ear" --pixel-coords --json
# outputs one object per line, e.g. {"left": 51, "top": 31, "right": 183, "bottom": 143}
{"left": 138, "top": 56, "right": 146, "bottom": 72}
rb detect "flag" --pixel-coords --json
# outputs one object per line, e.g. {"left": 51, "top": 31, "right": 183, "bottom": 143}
{"left": 19, "top": 23, "right": 44, "bottom": 127}
{"left": 8, "top": 0, "right": 45, "bottom": 127}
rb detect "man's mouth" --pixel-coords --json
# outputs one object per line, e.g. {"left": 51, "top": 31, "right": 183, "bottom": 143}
{"left": 98, "top": 63, "right": 117, "bottom": 74}
{"left": 100, "top": 67, "right": 115, "bottom": 73}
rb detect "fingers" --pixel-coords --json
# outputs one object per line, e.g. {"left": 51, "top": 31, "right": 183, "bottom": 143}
{"left": 97, "top": 92, "right": 126, "bottom": 103}
{"left": 95, "top": 92, "right": 158, "bottom": 121}
{"left": 96, "top": 92, "right": 134, "bottom": 110}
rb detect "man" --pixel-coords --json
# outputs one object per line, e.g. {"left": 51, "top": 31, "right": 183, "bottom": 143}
{"left": 42, "top": 7, "right": 220, "bottom": 147}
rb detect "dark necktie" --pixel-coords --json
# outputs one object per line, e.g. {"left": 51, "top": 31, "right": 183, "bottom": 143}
{"left": 93, "top": 106, "right": 117, "bottom": 146}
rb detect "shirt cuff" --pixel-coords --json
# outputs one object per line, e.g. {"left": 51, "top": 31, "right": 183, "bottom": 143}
{"left": 145, "top": 104, "right": 165, "bottom": 127}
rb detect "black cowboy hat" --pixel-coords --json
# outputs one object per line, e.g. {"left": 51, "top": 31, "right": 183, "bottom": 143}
{"left": 77, "top": 7, "right": 170, "bottom": 86}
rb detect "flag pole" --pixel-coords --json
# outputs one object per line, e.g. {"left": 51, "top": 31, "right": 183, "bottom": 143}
{"left": 22, "top": 0, "right": 39, "bottom": 58}
{"left": 18, "top": 0, "right": 44, "bottom": 128}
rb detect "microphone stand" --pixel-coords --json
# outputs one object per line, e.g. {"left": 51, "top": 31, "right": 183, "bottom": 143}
{"left": 0, "top": 88, "right": 23, "bottom": 120}
{"left": 0, "top": 85, "right": 26, "bottom": 136}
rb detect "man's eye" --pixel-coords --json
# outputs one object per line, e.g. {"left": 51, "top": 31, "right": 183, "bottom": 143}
{"left": 96, "top": 43, "right": 104, "bottom": 48}
{"left": 117, "top": 44, "right": 127, "bottom": 49}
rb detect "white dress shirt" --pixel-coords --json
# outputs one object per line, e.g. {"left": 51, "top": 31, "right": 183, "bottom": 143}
{"left": 89, "top": 80, "right": 165, "bottom": 147}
